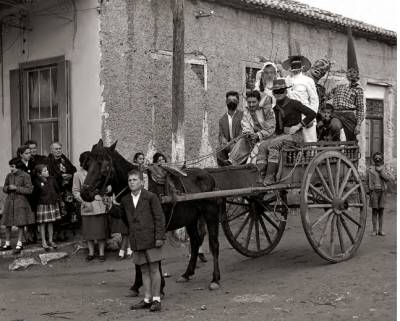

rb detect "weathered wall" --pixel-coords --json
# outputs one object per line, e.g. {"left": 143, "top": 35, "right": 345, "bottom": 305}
{"left": 0, "top": 0, "right": 102, "bottom": 185}
{"left": 99, "top": 0, "right": 396, "bottom": 170}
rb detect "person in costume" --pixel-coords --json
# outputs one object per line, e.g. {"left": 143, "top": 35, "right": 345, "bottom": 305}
{"left": 283, "top": 52, "right": 319, "bottom": 142}
{"left": 326, "top": 28, "right": 365, "bottom": 142}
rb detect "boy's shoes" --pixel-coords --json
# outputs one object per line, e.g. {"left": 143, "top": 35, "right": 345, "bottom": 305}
{"left": 130, "top": 300, "right": 152, "bottom": 310}
{"left": 0, "top": 245, "right": 12, "bottom": 251}
{"left": 378, "top": 232, "right": 386, "bottom": 236}
{"left": 99, "top": 255, "right": 106, "bottom": 262}
{"left": 198, "top": 253, "right": 207, "bottom": 262}
{"left": 150, "top": 300, "right": 161, "bottom": 312}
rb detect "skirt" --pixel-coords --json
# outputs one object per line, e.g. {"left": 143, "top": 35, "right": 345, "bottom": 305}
{"left": 82, "top": 214, "right": 109, "bottom": 240}
{"left": 133, "top": 247, "right": 164, "bottom": 266}
{"left": 369, "top": 190, "right": 386, "bottom": 209}
{"left": 36, "top": 204, "right": 62, "bottom": 223}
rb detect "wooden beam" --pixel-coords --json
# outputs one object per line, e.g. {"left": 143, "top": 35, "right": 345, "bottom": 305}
{"left": 161, "top": 183, "right": 302, "bottom": 203}
{"left": 170, "top": 0, "right": 185, "bottom": 164}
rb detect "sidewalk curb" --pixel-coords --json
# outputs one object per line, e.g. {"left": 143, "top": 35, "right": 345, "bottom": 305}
{"left": 0, "top": 241, "right": 80, "bottom": 259}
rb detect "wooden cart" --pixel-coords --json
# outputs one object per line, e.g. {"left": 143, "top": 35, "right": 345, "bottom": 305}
{"left": 162, "top": 141, "right": 367, "bottom": 263}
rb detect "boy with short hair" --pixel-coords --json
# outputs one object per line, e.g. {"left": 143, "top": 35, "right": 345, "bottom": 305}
{"left": 119, "top": 168, "right": 166, "bottom": 312}
{"left": 367, "top": 152, "right": 392, "bottom": 236}
{"left": 317, "top": 103, "right": 334, "bottom": 141}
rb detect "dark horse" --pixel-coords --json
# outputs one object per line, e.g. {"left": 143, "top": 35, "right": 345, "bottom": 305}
{"left": 80, "top": 139, "right": 221, "bottom": 290}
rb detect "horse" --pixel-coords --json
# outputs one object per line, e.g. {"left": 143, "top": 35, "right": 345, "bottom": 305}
{"left": 80, "top": 139, "right": 221, "bottom": 290}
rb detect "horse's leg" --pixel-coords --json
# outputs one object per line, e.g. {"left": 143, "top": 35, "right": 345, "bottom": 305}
{"left": 205, "top": 202, "right": 221, "bottom": 290}
{"left": 177, "top": 223, "right": 200, "bottom": 282}
{"left": 131, "top": 264, "right": 143, "bottom": 294}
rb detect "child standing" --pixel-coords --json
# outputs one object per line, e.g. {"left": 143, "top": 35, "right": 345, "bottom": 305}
{"left": 120, "top": 168, "right": 165, "bottom": 312}
{"left": 367, "top": 152, "right": 392, "bottom": 236}
{"left": 0, "top": 158, "right": 35, "bottom": 253}
{"left": 33, "top": 164, "right": 62, "bottom": 250}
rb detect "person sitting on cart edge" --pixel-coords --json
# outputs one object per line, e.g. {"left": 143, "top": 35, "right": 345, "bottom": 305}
{"left": 119, "top": 168, "right": 166, "bottom": 312}
{"left": 228, "top": 90, "right": 275, "bottom": 165}
{"left": 256, "top": 78, "right": 316, "bottom": 185}
{"left": 217, "top": 91, "right": 243, "bottom": 166}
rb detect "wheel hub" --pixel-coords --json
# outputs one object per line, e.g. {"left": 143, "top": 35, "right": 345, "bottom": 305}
{"left": 332, "top": 197, "right": 348, "bottom": 214}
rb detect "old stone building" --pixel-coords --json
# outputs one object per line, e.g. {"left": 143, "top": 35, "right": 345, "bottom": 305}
{"left": 98, "top": 0, "right": 397, "bottom": 173}
{"left": 0, "top": 0, "right": 397, "bottom": 187}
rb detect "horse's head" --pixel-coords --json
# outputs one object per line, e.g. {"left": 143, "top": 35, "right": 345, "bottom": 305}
{"left": 81, "top": 139, "right": 117, "bottom": 202}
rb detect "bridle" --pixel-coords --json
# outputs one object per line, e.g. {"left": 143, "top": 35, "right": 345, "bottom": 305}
{"left": 82, "top": 153, "right": 115, "bottom": 197}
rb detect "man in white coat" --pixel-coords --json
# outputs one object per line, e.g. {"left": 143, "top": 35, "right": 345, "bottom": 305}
{"left": 283, "top": 55, "right": 319, "bottom": 142}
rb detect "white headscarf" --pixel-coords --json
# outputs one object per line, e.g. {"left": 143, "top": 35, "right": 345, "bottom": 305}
{"left": 254, "top": 62, "right": 278, "bottom": 92}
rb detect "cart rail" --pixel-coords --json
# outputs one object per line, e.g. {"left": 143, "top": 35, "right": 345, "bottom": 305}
{"left": 161, "top": 183, "right": 301, "bottom": 203}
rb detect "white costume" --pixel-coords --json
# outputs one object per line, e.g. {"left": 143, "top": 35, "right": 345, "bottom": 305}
{"left": 285, "top": 73, "right": 319, "bottom": 142}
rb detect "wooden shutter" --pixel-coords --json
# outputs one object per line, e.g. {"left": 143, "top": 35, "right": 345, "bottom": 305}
{"left": 10, "top": 69, "right": 22, "bottom": 157}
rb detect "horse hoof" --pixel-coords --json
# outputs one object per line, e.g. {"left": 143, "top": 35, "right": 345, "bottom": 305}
{"left": 176, "top": 276, "right": 189, "bottom": 283}
{"left": 209, "top": 282, "right": 220, "bottom": 290}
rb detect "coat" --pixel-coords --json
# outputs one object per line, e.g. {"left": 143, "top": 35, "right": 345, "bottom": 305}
{"left": 72, "top": 169, "right": 107, "bottom": 216}
{"left": 33, "top": 176, "right": 60, "bottom": 205}
{"left": 119, "top": 189, "right": 165, "bottom": 251}
{"left": 218, "top": 110, "right": 244, "bottom": 144}
{"left": 46, "top": 154, "right": 77, "bottom": 191}
{"left": 1, "top": 170, "right": 35, "bottom": 227}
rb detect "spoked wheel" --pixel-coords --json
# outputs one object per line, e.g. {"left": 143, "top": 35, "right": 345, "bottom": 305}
{"left": 220, "top": 192, "right": 288, "bottom": 257}
{"left": 300, "top": 151, "right": 367, "bottom": 263}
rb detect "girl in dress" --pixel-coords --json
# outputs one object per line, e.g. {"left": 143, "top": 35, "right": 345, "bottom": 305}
{"left": 33, "top": 164, "right": 62, "bottom": 250}
{"left": 0, "top": 158, "right": 35, "bottom": 253}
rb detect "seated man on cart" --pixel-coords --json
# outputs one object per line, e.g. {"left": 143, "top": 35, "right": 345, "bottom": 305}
{"left": 228, "top": 90, "right": 275, "bottom": 165}
{"left": 257, "top": 79, "right": 317, "bottom": 185}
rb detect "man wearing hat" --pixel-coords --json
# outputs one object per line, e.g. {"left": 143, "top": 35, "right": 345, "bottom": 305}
{"left": 326, "top": 28, "right": 365, "bottom": 142}
{"left": 256, "top": 78, "right": 316, "bottom": 185}
{"left": 283, "top": 54, "right": 319, "bottom": 142}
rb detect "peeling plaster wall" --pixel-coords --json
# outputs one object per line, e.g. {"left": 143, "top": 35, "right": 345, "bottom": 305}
{"left": 99, "top": 0, "right": 396, "bottom": 170}
{"left": 0, "top": 0, "right": 102, "bottom": 185}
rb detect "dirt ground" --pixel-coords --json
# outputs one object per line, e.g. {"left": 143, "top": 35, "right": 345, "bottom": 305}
{"left": 0, "top": 194, "right": 396, "bottom": 321}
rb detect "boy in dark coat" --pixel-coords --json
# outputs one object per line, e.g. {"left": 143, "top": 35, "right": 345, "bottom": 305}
{"left": 119, "top": 168, "right": 166, "bottom": 312}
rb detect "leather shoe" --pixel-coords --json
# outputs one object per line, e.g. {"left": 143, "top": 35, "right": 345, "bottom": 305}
{"left": 150, "top": 300, "right": 161, "bottom": 312}
{"left": 130, "top": 300, "right": 152, "bottom": 310}
{"left": 1, "top": 245, "right": 12, "bottom": 251}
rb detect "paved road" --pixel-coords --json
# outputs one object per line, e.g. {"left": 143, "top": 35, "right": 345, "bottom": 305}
{"left": 0, "top": 194, "right": 396, "bottom": 321}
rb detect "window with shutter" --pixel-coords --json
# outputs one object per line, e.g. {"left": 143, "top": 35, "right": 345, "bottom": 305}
{"left": 10, "top": 56, "right": 70, "bottom": 157}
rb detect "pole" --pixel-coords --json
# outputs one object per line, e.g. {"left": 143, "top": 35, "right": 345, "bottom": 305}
{"left": 171, "top": 0, "right": 185, "bottom": 164}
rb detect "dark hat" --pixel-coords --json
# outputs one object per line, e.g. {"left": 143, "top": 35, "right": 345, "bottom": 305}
{"left": 282, "top": 55, "right": 312, "bottom": 72}
{"left": 347, "top": 27, "right": 359, "bottom": 72}
{"left": 271, "top": 78, "right": 291, "bottom": 91}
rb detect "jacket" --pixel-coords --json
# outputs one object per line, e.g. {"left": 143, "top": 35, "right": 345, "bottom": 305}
{"left": 120, "top": 189, "right": 166, "bottom": 251}
{"left": 72, "top": 169, "right": 107, "bottom": 216}
{"left": 1, "top": 170, "right": 34, "bottom": 227}
{"left": 33, "top": 176, "right": 60, "bottom": 205}
{"left": 218, "top": 110, "right": 243, "bottom": 144}
{"left": 46, "top": 154, "right": 77, "bottom": 190}
{"left": 241, "top": 105, "right": 276, "bottom": 141}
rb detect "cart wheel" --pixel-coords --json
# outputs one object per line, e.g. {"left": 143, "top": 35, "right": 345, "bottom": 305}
{"left": 221, "top": 192, "right": 287, "bottom": 257}
{"left": 300, "top": 150, "right": 367, "bottom": 263}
